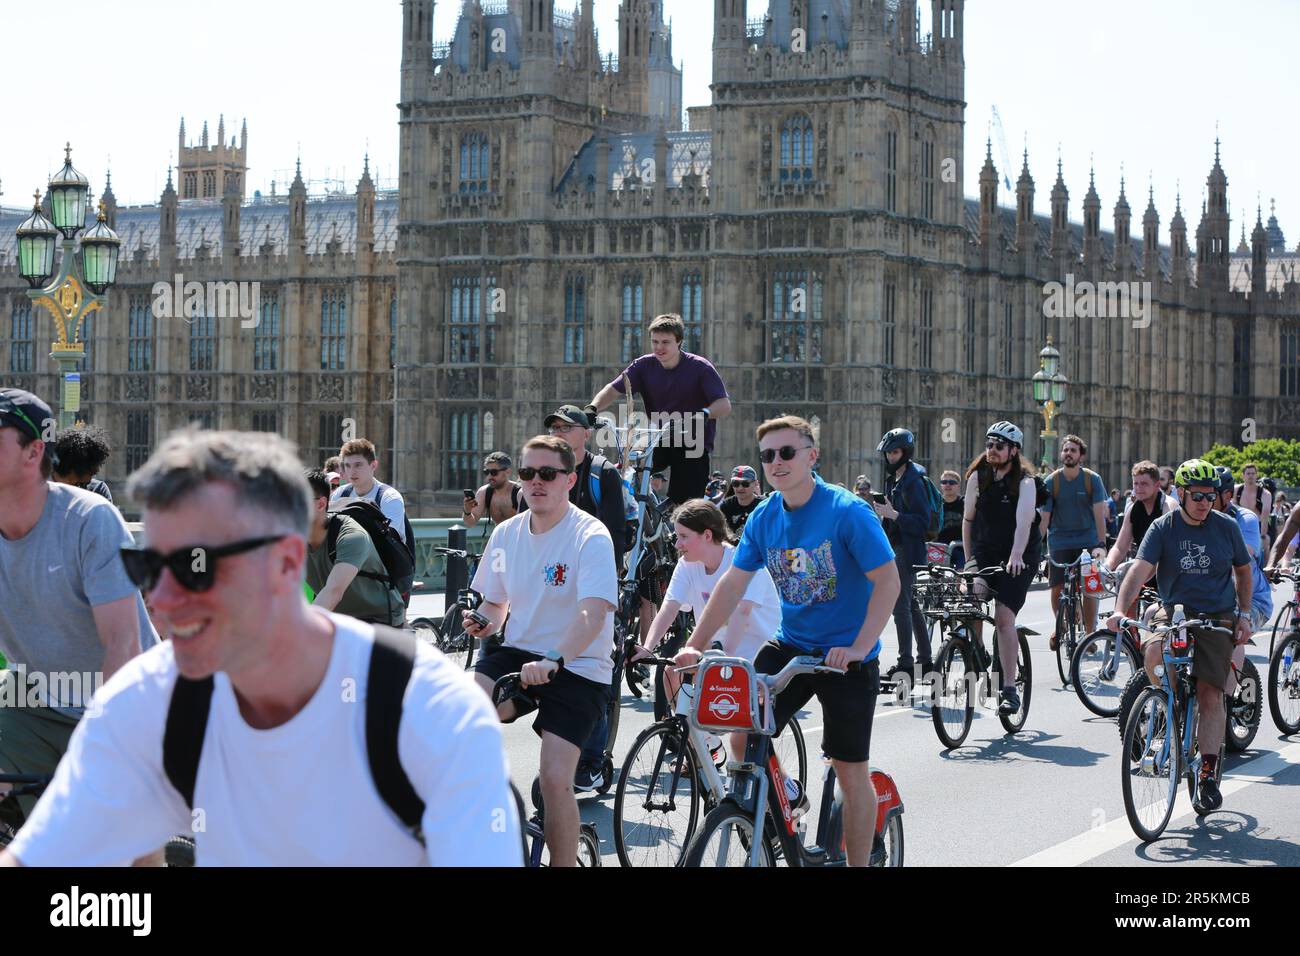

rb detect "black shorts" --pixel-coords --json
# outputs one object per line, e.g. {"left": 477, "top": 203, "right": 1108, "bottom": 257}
{"left": 973, "top": 551, "right": 1038, "bottom": 614}
{"left": 753, "top": 641, "right": 880, "bottom": 763}
{"left": 474, "top": 645, "right": 606, "bottom": 749}
{"left": 1048, "top": 546, "right": 1090, "bottom": 587}
{"left": 652, "top": 446, "right": 711, "bottom": 504}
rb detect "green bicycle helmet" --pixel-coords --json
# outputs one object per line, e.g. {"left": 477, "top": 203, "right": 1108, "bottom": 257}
{"left": 1174, "top": 459, "right": 1217, "bottom": 489}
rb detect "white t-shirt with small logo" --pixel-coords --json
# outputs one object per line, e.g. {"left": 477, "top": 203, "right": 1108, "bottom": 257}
{"left": 473, "top": 504, "right": 618, "bottom": 684}
{"left": 664, "top": 544, "right": 781, "bottom": 661}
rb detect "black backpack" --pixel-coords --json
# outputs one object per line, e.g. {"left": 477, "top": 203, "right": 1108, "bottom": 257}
{"left": 327, "top": 497, "right": 416, "bottom": 605}
{"left": 337, "top": 483, "right": 416, "bottom": 604}
{"left": 162, "top": 626, "right": 528, "bottom": 859}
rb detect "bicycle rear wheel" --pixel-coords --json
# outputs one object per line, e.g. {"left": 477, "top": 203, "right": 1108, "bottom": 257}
{"left": 613, "top": 722, "right": 701, "bottom": 868}
{"left": 681, "top": 800, "right": 775, "bottom": 867}
{"left": 775, "top": 717, "right": 808, "bottom": 792}
{"left": 996, "top": 631, "right": 1032, "bottom": 734}
{"left": 577, "top": 825, "right": 602, "bottom": 867}
{"left": 932, "top": 637, "right": 974, "bottom": 749}
{"left": 1071, "top": 629, "right": 1140, "bottom": 718}
{"left": 1120, "top": 687, "right": 1179, "bottom": 842}
{"left": 1226, "top": 657, "right": 1261, "bottom": 752}
{"left": 1269, "top": 601, "right": 1295, "bottom": 657}
{"left": 1268, "top": 633, "right": 1300, "bottom": 735}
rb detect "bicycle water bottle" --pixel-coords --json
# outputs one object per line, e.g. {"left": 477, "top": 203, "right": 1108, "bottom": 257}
{"left": 1082, "top": 554, "right": 1102, "bottom": 595}
{"left": 1171, "top": 604, "right": 1188, "bottom": 651}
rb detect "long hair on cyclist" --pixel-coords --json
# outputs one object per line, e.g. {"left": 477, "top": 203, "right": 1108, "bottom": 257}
{"left": 671, "top": 498, "right": 736, "bottom": 546}
{"left": 965, "top": 445, "right": 1036, "bottom": 494}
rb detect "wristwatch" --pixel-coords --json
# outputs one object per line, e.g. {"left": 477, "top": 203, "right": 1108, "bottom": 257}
{"left": 543, "top": 650, "right": 565, "bottom": 669}
{"left": 1234, "top": 610, "right": 1251, "bottom": 622}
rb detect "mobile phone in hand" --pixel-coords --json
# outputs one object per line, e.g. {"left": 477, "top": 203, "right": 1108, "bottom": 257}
{"left": 463, "top": 488, "right": 475, "bottom": 500}
{"left": 465, "top": 608, "right": 491, "bottom": 630}
{"left": 871, "top": 492, "right": 887, "bottom": 504}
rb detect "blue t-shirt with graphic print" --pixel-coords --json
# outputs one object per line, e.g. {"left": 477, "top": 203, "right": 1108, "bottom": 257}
{"left": 732, "top": 476, "right": 896, "bottom": 656}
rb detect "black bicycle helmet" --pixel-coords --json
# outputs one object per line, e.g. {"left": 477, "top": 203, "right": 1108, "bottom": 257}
{"left": 877, "top": 427, "right": 915, "bottom": 460}
{"left": 1214, "top": 465, "right": 1234, "bottom": 494}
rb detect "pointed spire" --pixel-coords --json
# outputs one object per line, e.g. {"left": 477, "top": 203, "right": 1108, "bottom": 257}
{"left": 217, "top": 114, "right": 225, "bottom": 144}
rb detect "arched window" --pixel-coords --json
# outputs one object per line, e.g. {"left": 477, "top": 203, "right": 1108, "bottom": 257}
{"left": 320, "top": 289, "right": 348, "bottom": 370}
{"left": 459, "top": 132, "right": 490, "bottom": 193}
{"left": 884, "top": 125, "right": 899, "bottom": 212}
{"left": 621, "top": 273, "right": 643, "bottom": 362}
{"left": 779, "top": 115, "right": 814, "bottom": 183}
{"left": 254, "top": 289, "right": 281, "bottom": 371}
{"left": 769, "top": 268, "right": 823, "bottom": 363}
{"left": 8, "top": 298, "right": 33, "bottom": 373}
{"left": 389, "top": 294, "right": 399, "bottom": 368}
{"left": 680, "top": 271, "right": 703, "bottom": 354}
{"left": 563, "top": 274, "right": 586, "bottom": 364}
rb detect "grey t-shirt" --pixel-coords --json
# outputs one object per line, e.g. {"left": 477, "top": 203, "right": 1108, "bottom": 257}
{"left": 1135, "top": 508, "right": 1250, "bottom": 612}
{"left": 0, "top": 483, "right": 158, "bottom": 716}
{"left": 306, "top": 514, "right": 405, "bottom": 627}
{"left": 1043, "top": 468, "right": 1107, "bottom": 551}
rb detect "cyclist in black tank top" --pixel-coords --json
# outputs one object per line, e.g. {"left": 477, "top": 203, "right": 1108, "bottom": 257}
{"left": 1104, "top": 461, "right": 1164, "bottom": 614}
{"left": 962, "top": 421, "right": 1041, "bottom": 718}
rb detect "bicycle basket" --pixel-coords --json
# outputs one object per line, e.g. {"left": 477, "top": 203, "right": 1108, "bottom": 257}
{"left": 691, "top": 657, "right": 765, "bottom": 734}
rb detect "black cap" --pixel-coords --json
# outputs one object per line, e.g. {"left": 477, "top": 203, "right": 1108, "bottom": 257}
{"left": 545, "top": 404, "right": 592, "bottom": 429}
{"left": 0, "top": 387, "right": 54, "bottom": 442}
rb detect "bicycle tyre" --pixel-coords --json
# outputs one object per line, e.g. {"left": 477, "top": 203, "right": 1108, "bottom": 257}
{"left": 780, "top": 716, "right": 809, "bottom": 793}
{"left": 1120, "top": 686, "right": 1179, "bottom": 842}
{"left": 612, "top": 722, "right": 701, "bottom": 868}
{"left": 932, "top": 636, "right": 974, "bottom": 749}
{"left": 1269, "top": 601, "right": 1294, "bottom": 657}
{"left": 1268, "top": 632, "right": 1300, "bottom": 735}
{"left": 872, "top": 812, "right": 905, "bottom": 868}
{"left": 165, "top": 835, "right": 196, "bottom": 867}
{"left": 653, "top": 623, "right": 686, "bottom": 722}
{"left": 996, "top": 631, "right": 1033, "bottom": 734}
{"left": 681, "top": 800, "right": 775, "bottom": 868}
{"left": 1071, "top": 629, "right": 1141, "bottom": 718}
{"left": 1226, "top": 657, "right": 1261, "bottom": 752}
{"left": 577, "top": 825, "right": 602, "bottom": 867}
{"left": 1116, "top": 670, "right": 1152, "bottom": 741}
{"left": 1055, "top": 597, "right": 1080, "bottom": 686}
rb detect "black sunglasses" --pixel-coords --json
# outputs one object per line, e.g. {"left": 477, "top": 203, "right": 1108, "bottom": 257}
{"left": 121, "top": 536, "right": 286, "bottom": 593}
{"left": 731, "top": 480, "right": 752, "bottom": 488}
{"left": 518, "top": 466, "right": 571, "bottom": 482}
{"left": 483, "top": 468, "right": 505, "bottom": 476}
{"left": 759, "top": 445, "right": 813, "bottom": 464}
{"left": 985, "top": 440, "right": 1010, "bottom": 451}
{"left": 1186, "top": 490, "right": 1217, "bottom": 503}
{"left": 940, "top": 479, "right": 959, "bottom": 486}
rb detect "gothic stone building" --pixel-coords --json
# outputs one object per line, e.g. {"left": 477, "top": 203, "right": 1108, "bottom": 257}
{"left": 0, "top": 117, "right": 400, "bottom": 491}
{"left": 394, "top": 0, "right": 1300, "bottom": 512}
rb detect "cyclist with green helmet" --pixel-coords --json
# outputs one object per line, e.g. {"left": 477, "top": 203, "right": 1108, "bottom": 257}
{"left": 1105, "top": 459, "right": 1254, "bottom": 812}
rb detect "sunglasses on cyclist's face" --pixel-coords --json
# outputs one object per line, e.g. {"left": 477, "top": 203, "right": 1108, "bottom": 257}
{"left": 1185, "top": 490, "right": 1217, "bottom": 503}
{"left": 121, "top": 536, "right": 286, "bottom": 593}
{"left": 985, "top": 440, "right": 1010, "bottom": 452}
{"left": 483, "top": 468, "right": 505, "bottom": 477}
{"left": 731, "top": 480, "right": 752, "bottom": 489}
{"left": 517, "top": 466, "right": 572, "bottom": 482}
{"left": 759, "top": 445, "right": 813, "bottom": 464}
{"left": 940, "top": 479, "right": 959, "bottom": 486}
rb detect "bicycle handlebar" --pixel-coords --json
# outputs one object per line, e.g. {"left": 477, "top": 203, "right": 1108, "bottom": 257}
{"left": 1045, "top": 551, "right": 1100, "bottom": 569}
{"left": 1115, "top": 616, "right": 1234, "bottom": 637}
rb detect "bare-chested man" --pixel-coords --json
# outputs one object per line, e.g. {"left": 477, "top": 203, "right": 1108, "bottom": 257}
{"left": 464, "top": 452, "right": 524, "bottom": 528}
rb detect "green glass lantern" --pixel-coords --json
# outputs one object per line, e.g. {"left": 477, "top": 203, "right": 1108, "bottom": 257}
{"left": 48, "top": 142, "right": 90, "bottom": 239}
{"left": 15, "top": 191, "right": 57, "bottom": 288}
{"left": 80, "top": 201, "right": 121, "bottom": 294}
{"left": 1051, "top": 371, "right": 1068, "bottom": 406}
{"left": 1031, "top": 366, "right": 1051, "bottom": 404}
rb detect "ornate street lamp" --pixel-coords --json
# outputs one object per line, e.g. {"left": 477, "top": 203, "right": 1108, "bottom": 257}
{"left": 13, "top": 145, "right": 120, "bottom": 429}
{"left": 1032, "top": 337, "right": 1069, "bottom": 471}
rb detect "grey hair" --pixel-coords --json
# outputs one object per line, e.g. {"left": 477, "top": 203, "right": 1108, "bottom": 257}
{"left": 125, "top": 428, "right": 312, "bottom": 536}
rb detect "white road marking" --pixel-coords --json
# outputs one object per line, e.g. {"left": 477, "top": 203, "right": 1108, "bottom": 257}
{"left": 1009, "top": 741, "right": 1300, "bottom": 867}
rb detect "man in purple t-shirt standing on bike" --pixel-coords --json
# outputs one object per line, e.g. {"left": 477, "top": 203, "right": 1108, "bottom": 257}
{"left": 584, "top": 314, "right": 731, "bottom": 504}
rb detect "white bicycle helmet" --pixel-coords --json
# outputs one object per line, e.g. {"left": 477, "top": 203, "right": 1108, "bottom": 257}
{"left": 986, "top": 421, "right": 1023, "bottom": 448}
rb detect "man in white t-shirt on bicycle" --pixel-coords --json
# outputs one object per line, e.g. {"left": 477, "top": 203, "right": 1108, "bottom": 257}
{"left": 464, "top": 435, "right": 619, "bottom": 866}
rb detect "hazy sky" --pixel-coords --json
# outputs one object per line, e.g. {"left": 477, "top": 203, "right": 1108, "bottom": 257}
{"left": 0, "top": 0, "right": 1294, "bottom": 249}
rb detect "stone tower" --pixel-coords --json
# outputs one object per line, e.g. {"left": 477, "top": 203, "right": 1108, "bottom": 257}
{"left": 177, "top": 115, "right": 248, "bottom": 201}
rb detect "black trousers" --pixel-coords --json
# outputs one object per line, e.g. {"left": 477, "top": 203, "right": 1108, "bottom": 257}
{"left": 653, "top": 445, "right": 712, "bottom": 504}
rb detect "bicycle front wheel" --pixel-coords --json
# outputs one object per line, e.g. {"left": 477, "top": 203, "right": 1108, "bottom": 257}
{"left": 932, "top": 637, "right": 974, "bottom": 749}
{"left": 1120, "top": 686, "right": 1179, "bottom": 842}
{"left": 613, "top": 723, "right": 701, "bottom": 868}
{"left": 1055, "top": 597, "right": 1081, "bottom": 685}
{"left": 682, "top": 800, "right": 775, "bottom": 867}
{"left": 577, "top": 825, "right": 602, "bottom": 867}
{"left": 776, "top": 716, "right": 808, "bottom": 793}
{"left": 996, "top": 631, "right": 1033, "bottom": 734}
{"left": 1268, "top": 633, "right": 1300, "bottom": 735}
{"left": 1269, "top": 601, "right": 1294, "bottom": 657}
{"left": 1071, "top": 629, "right": 1140, "bottom": 718}
{"left": 871, "top": 813, "right": 905, "bottom": 868}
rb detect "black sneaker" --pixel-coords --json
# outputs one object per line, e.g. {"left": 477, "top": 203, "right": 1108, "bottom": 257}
{"left": 917, "top": 660, "right": 936, "bottom": 683}
{"left": 998, "top": 686, "right": 1022, "bottom": 716}
{"left": 1197, "top": 767, "right": 1223, "bottom": 812}
{"left": 573, "top": 764, "right": 605, "bottom": 793}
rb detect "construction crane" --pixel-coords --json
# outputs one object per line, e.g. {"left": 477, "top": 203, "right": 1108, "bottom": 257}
{"left": 990, "top": 106, "right": 1014, "bottom": 192}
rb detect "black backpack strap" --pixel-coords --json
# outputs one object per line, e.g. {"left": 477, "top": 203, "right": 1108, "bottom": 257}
{"left": 325, "top": 513, "right": 343, "bottom": 563}
{"left": 366, "top": 626, "right": 425, "bottom": 844}
{"left": 510, "top": 483, "right": 521, "bottom": 511}
{"left": 162, "top": 675, "right": 216, "bottom": 809}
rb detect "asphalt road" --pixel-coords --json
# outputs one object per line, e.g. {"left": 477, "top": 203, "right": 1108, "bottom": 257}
{"left": 409, "top": 581, "right": 1300, "bottom": 867}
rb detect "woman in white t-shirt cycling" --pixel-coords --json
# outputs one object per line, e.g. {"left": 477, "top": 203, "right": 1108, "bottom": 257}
{"left": 628, "top": 498, "right": 781, "bottom": 757}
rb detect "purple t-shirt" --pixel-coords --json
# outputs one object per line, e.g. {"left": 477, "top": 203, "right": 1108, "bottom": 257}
{"left": 610, "top": 351, "right": 729, "bottom": 452}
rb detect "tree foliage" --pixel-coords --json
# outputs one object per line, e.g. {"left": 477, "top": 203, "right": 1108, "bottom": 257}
{"left": 1200, "top": 439, "right": 1300, "bottom": 488}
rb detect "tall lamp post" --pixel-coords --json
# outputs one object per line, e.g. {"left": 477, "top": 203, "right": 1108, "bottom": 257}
{"left": 1031, "top": 337, "right": 1068, "bottom": 472}
{"left": 14, "top": 144, "right": 120, "bottom": 430}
